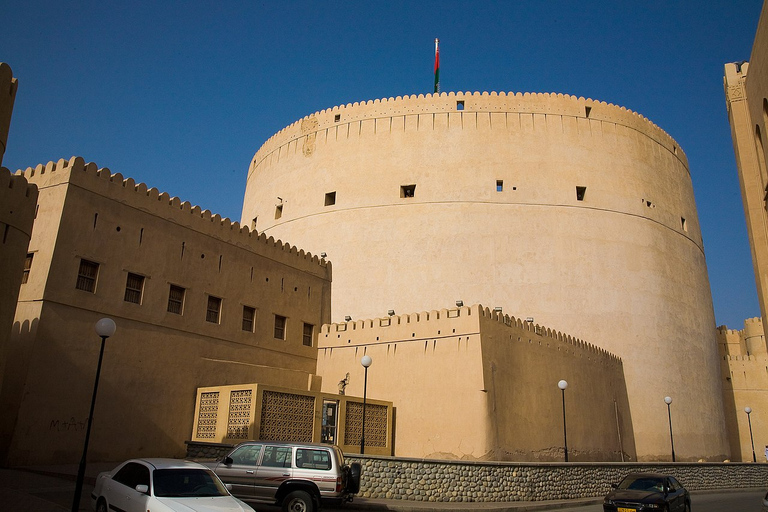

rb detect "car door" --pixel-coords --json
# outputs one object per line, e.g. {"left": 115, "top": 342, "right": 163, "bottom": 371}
{"left": 666, "top": 477, "right": 686, "bottom": 511}
{"left": 254, "top": 445, "right": 293, "bottom": 500}
{"left": 295, "top": 447, "right": 336, "bottom": 496}
{"left": 214, "top": 443, "right": 263, "bottom": 499}
{"left": 106, "top": 462, "right": 152, "bottom": 512}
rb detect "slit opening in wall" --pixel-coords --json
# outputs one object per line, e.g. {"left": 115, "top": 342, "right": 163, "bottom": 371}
{"left": 576, "top": 186, "right": 586, "bottom": 201}
{"left": 585, "top": 106, "right": 592, "bottom": 118}
{"left": 325, "top": 191, "right": 336, "bottom": 206}
{"left": 457, "top": 100, "right": 465, "bottom": 111}
{"left": 681, "top": 217, "right": 687, "bottom": 232}
{"left": 334, "top": 114, "right": 341, "bottom": 122}
{"left": 401, "top": 184, "right": 416, "bottom": 198}
{"left": 496, "top": 180, "right": 503, "bottom": 192}
{"left": 275, "top": 204, "right": 283, "bottom": 219}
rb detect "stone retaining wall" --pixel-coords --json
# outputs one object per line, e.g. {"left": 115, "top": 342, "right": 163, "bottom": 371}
{"left": 185, "top": 442, "right": 768, "bottom": 502}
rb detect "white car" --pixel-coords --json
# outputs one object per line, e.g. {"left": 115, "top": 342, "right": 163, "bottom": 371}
{"left": 91, "top": 458, "right": 254, "bottom": 512}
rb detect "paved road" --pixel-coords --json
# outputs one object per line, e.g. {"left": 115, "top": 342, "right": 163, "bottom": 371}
{"left": 525, "top": 490, "right": 765, "bottom": 512}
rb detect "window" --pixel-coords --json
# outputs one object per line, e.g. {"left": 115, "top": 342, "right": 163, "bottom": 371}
{"left": 303, "top": 323, "right": 314, "bottom": 347}
{"left": 275, "top": 204, "right": 283, "bottom": 219}
{"left": 168, "top": 285, "right": 185, "bottom": 314}
{"left": 681, "top": 217, "right": 688, "bottom": 232}
{"left": 274, "top": 315, "right": 287, "bottom": 339}
{"left": 228, "top": 444, "right": 262, "bottom": 466}
{"left": 242, "top": 306, "right": 256, "bottom": 332}
{"left": 206, "top": 295, "right": 222, "bottom": 324}
{"left": 261, "top": 446, "right": 292, "bottom": 467}
{"left": 76, "top": 259, "right": 99, "bottom": 292}
{"left": 113, "top": 462, "right": 150, "bottom": 490}
{"left": 334, "top": 114, "right": 341, "bottom": 122}
{"left": 576, "top": 186, "right": 586, "bottom": 201}
{"left": 21, "top": 253, "right": 33, "bottom": 284}
{"left": 325, "top": 191, "right": 336, "bottom": 206}
{"left": 457, "top": 100, "right": 465, "bottom": 111}
{"left": 401, "top": 184, "right": 416, "bottom": 198}
{"left": 496, "top": 180, "right": 503, "bottom": 192}
{"left": 296, "top": 448, "right": 331, "bottom": 470}
{"left": 124, "top": 273, "right": 145, "bottom": 304}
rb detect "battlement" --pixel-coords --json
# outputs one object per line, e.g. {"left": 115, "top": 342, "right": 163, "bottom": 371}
{"left": 1, "top": 166, "right": 37, "bottom": 200}
{"left": 15, "top": 157, "right": 329, "bottom": 275}
{"left": 251, "top": 90, "right": 687, "bottom": 174}
{"left": 320, "top": 303, "right": 621, "bottom": 365}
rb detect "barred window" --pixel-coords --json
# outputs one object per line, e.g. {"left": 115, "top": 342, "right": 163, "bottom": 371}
{"left": 242, "top": 306, "right": 255, "bottom": 332}
{"left": 274, "top": 315, "right": 286, "bottom": 340}
{"left": 206, "top": 295, "right": 222, "bottom": 324}
{"left": 76, "top": 259, "right": 99, "bottom": 292}
{"left": 167, "top": 285, "right": 185, "bottom": 314}
{"left": 124, "top": 273, "right": 144, "bottom": 304}
{"left": 21, "top": 253, "right": 33, "bottom": 284}
{"left": 302, "top": 323, "right": 314, "bottom": 347}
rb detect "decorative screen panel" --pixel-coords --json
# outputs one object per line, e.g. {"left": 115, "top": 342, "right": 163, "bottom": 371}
{"left": 226, "top": 390, "right": 253, "bottom": 439}
{"left": 344, "top": 402, "right": 388, "bottom": 447}
{"left": 196, "top": 391, "right": 220, "bottom": 439}
{"left": 259, "top": 390, "right": 314, "bottom": 442}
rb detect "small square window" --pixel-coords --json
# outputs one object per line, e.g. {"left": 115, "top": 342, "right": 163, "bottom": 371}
{"left": 274, "top": 314, "right": 287, "bottom": 340}
{"left": 206, "top": 295, "right": 222, "bottom": 324}
{"left": 576, "top": 186, "right": 586, "bottom": 201}
{"left": 76, "top": 259, "right": 99, "bottom": 293}
{"left": 275, "top": 204, "right": 283, "bottom": 219}
{"left": 457, "top": 100, "right": 465, "bottom": 111}
{"left": 303, "top": 323, "right": 314, "bottom": 347}
{"left": 496, "top": 180, "right": 503, "bottom": 192}
{"left": 168, "top": 285, "right": 185, "bottom": 314}
{"left": 325, "top": 191, "right": 336, "bottom": 206}
{"left": 401, "top": 184, "right": 416, "bottom": 198}
{"left": 242, "top": 306, "right": 256, "bottom": 332}
{"left": 21, "top": 253, "right": 33, "bottom": 284}
{"left": 334, "top": 114, "right": 341, "bottom": 122}
{"left": 124, "top": 273, "right": 145, "bottom": 304}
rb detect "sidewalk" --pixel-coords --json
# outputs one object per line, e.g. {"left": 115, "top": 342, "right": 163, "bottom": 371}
{"left": 0, "top": 463, "right": 601, "bottom": 512}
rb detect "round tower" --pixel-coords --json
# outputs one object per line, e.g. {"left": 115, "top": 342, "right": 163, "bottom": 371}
{"left": 241, "top": 91, "right": 728, "bottom": 461}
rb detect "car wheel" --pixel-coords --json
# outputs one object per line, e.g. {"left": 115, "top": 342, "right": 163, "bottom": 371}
{"left": 96, "top": 499, "right": 108, "bottom": 512}
{"left": 685, "top": 502, "right": 691, "bottom": 512}
{"left": 282, "top": 490, "right": 314, "bottom": 512}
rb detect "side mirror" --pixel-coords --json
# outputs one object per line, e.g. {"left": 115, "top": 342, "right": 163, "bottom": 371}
{"left": 135, "top": 484, "right": 149, "bottom": 494}
{"left": 224, "top": 456, "right": 234, "bottom": 465}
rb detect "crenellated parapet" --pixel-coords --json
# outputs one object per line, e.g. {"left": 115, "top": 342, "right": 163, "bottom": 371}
{"left": 251, "top": 90, "right": 687, "bottom": 175}
{"left": 320, "top": 303, "right": 622, "bottom": 365}
{"left": 0, "top": 166, "right": 38, "bottom": 238}
{"left": 15, "top": 157, "right": 329, "bottom": 273}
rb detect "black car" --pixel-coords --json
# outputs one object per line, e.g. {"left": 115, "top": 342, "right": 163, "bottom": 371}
{"left": 603, "top": 472, "right": 691, "bottom": 512}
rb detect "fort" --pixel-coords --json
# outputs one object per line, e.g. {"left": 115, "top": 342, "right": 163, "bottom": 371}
{"left": 242, "top": 90, "right": 725, "bottom": 462}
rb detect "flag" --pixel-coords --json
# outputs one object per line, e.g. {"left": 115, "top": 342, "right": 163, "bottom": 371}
{"left": 434, "top": 38, "right": 440, "bottom": 94}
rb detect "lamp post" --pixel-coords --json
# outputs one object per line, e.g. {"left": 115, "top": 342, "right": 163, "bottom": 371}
{"left": 71, "top": 318, "right": 116, "bottom": 512}
{"left": 745, "top": 407, "right": 756, "bottom": 462}
{"left": 360, "top": 355, "right": 372, "bottom": 454}
{"left": 664, "top": 396, "right": 676, "bottom": 462}
{"left": 558, "top": 380, "right": 568, "bottom": 462}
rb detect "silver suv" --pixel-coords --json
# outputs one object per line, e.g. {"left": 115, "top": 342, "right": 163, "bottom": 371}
{"left": 206, "top": 441, "right": 361, "bottom": 512}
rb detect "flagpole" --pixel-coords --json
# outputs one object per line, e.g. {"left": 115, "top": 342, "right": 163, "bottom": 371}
{"left": 434, "top": 38, "right": 440, "bottom": 94}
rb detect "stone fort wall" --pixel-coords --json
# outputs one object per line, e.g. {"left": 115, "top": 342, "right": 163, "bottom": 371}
{"left": 243, "top": 91, "right": 726, "bottom": 461}
{"left": 3, "top": 156, "right": 331, "bottom": 465}
{"left": 317, "top": 304, "right": 634, "bottom": 461}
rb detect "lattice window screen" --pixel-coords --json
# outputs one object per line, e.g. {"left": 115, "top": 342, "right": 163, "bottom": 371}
{"left": 259, "top": 390, "right": 314, "bottom": 442}
{"left": 227, "top": 389, "right": 253, "bottom": 439}
{"left": 196, "top": 391, "right": 220, "bottom": 439}
{"left": 344, "top": 402, "right": 388, "bottom": 447}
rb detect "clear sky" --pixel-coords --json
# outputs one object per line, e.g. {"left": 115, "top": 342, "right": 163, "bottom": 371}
{"left": 1, "top": 1, "right": 764, "bottom": 329}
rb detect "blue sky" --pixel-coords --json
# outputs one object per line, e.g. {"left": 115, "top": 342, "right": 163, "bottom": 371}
{"left": 1, "top": 1, "right": 763, "bottom": 328}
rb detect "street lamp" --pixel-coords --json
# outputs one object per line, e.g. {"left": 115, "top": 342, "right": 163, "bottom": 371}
{"left": 360, "top": 355, "right": 372, "bottom": 454}
{"left": 558, "top": 380, "right": 568, "bottom": 462}
{"left": 664, "top": 396, "right": 676, "bottom": 462}
{"left": 745, "top": 406, "right": 756, "bottom": 462}
{"left": 71, "top": 318, "right": 116, "bottom": 512}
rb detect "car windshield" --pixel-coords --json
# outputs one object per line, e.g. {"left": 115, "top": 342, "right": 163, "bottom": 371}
{"left": 153, "top": 468, "right": 229, "bottom": 498}
{"left": 617, "top": 475, "right": 665, "bottom": 492}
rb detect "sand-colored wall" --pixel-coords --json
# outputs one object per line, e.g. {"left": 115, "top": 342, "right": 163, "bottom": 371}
{"left": 0, "top": 63, "right": 18, "bottom": 167}
{"left": 719, "top": 318, "right": 768, "bottom": 462}
{"left": 316, "top": 304, "right": 634, "bottom": 461}
{"left": 2, "top": 157, "right": 331, "bottom": 465}
{"left": 244, "top": 92, "right": 726, "bottom": 461}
